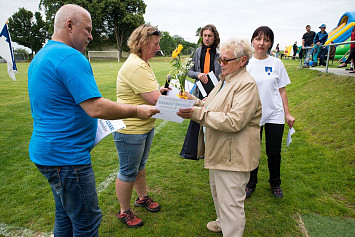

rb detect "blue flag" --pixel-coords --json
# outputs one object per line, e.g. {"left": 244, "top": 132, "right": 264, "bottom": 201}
{"left": 0, "top": 23, "right": 17, "bottom": 80}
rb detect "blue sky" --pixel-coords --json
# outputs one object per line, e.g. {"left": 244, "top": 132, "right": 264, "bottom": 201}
{"left": 1, "top": 0, "right": 353, "bottom": 50}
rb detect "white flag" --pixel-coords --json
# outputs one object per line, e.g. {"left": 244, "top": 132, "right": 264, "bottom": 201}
{"left": 0, "top": 23, "right": 17, "bottom": 80}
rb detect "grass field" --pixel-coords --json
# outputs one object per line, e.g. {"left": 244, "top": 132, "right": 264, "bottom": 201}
{"left": 0, "top": 57, "right": 354, "bottom": 237}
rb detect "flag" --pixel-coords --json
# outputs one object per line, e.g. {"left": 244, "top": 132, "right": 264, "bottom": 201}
{"left": 0, "top": 23, "right": 17, "bottom": 80}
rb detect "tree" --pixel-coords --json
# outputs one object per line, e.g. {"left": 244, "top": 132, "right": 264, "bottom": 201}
{"left": 40, "top": 0, "right": 146, "bottom": 56}
{"left": 14, "top": 48, "right": 30, "bottom": 61}
{"left": 7, "top": 8, "right": 47, "bottom": 58}
{"left": 172, "top": 35, "right": 196, "bottom": 55}
{"left": 159, "top": 31, "right": 176, "bottom": 56}
{"left": 195, "top": 27, "right": 202, "bottom": 36}
{"left": 93, "top": 0, "right": 146, "bottom": 57}
{"left": 39, "top": 0, "right": 93, "bottom": 40}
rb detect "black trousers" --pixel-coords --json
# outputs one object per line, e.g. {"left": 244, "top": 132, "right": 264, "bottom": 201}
{"left": 345, "top": 48, "right": 355, "bottom": 64}
{"left": 247, "top": 123, "right": 284, "bottom": 188}
{"left": 180, "top": 120, "right": 200, "bottom": 160}
{"left": 319, "top": 48, "right": 329, "bottom": 66}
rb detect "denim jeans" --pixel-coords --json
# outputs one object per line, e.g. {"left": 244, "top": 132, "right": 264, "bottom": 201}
{"left": 113, "top": 128, "right": 154, "bottom": 182}
{"left": 303, "top": 48, "right": 312, "bottom": 66}
{"left": 36, "top": 163, "right": 102, "bottom": 237}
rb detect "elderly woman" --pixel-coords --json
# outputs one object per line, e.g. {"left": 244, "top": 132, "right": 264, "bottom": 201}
{"left": 177, "top": 38, "right": 262, "bottom": 237}
{"left": 113, "top": 24, "right": 167, "bottom": 228}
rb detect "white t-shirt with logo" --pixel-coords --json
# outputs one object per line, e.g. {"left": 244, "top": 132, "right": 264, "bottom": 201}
{"left": 246, "top": 56, "right": 290, "bottom": 126}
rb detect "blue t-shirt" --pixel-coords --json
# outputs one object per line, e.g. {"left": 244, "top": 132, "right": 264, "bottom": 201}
{"left": 28, "top": 40, "right": 102, "bottom": 166}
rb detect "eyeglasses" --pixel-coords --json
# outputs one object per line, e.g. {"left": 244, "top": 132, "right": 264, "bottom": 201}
{"left": 218, "top": 57, "right": 237, "bottom": 64}
{"left": 150, "top": 30, "right": 161, "bottom": 36}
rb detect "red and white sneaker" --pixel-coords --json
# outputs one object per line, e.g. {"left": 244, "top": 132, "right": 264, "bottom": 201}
{"left": 117, "top": 209, "right": 143, "bottom": 228}
{"left": 134, "top": 195, "right": 161, "bottom": 212}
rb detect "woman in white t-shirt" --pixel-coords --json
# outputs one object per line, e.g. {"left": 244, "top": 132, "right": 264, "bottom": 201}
{"left": 246, "top": 26, "right": 295, "bottom": 199}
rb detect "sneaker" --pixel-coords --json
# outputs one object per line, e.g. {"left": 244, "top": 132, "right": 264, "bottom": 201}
{"left": 245, "top": 187, "right": 255, "bottom": 199}
{"left": 271, "top": 186, "right": 284, "bottom": 198}
{"left": 345, "top": 67, "right": 354, "bottom": 71}
{"left": 134, "top": 196, "right": 161, "bottom": 212}
{"left": 206, "top": 221, "right": 222, "bottom": 233}
{"left": 117, "top": 209, "right": 143, "bottom": 228}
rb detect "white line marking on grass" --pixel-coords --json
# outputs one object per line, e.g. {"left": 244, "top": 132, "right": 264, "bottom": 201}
{"left": 155, "top": 120, "right": 168, "bottom": 134}
{"left": 297, "top": 213, "right": 309, "bottom": 237}
{"left": 96, "top": 171, "right": 118, "bottom": 194}
{"left": 0, "top": 223, "right": 53, "bottom": 237}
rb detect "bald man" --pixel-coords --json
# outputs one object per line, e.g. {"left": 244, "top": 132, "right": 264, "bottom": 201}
{"left": 28, "top": 4, "right": 159, "bottom": 236}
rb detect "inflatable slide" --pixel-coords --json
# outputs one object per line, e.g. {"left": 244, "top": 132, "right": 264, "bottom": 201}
{"left": 325, "top": 11, "right": 355, "bottom": 59}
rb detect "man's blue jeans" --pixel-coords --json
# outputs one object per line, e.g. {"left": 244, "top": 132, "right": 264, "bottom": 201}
{"left": 303, "top": 48, "right": 313, "bottom": 66}
{"left": 36, "top": 163, "right": 102, "bottom": 237}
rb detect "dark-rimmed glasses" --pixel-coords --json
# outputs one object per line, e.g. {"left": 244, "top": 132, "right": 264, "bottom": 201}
{"left": 218, "top": 57, "right": 237, "bottom": 64}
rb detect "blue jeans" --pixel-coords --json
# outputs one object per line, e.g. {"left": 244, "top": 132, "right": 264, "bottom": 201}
{"left": 113, "top": 128, "right": 154, "bottom": 182}
{"left": 36, "top": 163, "right": 102, "bottom": 237}
{"left": 303, "top": 48, "right": 312, "bottom": 66}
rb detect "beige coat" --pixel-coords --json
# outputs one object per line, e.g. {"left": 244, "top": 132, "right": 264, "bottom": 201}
{"left": 191, "top": 67, "right": 262, "bottom": 172}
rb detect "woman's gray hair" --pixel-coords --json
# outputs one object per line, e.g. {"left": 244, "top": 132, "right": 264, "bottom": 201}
{"left": 54, "top": 4, "right": 90, "bottom": 32}
{"left": 220, "top": 38, "right": 253, "bottom": 65}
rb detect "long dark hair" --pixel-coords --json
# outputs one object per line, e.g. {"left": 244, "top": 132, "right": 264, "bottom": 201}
{"left": 200, "top": 24, "right": 220, "bottom": 49}
{"left": 251, "top": 26, "right": 274, "bottom": 52}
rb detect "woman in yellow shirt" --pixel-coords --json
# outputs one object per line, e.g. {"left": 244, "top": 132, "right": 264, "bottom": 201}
{"left": 113, "top": 24, "right": 167, "bottom": 228}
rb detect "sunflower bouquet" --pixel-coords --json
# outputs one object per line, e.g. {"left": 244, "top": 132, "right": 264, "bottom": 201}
{"left": 169, "top": 44, "right": 195, "bottom": 98}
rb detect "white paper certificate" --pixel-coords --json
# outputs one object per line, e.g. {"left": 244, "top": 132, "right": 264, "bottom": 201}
{"left": 286, "top": 127, "right": 296, "bottom": 147}
{"left": 152, "top": 96, "right": 195, "bottom": 123}
{"left": 166, "top": 79, "right": 196, "bottom": 98}
{"left": 94, "top": 119, "right": 126, "bottom": 147}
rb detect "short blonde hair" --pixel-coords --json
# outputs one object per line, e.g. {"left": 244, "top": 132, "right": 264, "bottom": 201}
{"left": 127, "top": 24, "right": 160, "bottom": 57}
{"left": 220, "top": 38, "right": 253, "bottom": 65}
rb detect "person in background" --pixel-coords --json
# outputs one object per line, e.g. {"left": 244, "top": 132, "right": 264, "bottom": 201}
{"left": 28, "top": 5, "right": 158, "bottom": 236}
{"left": 292, "top": 41, "right": 298, "bottom": 60}
{"left": 319, "top": 41, "right": 336, "bottom": 66}
{"left": 180, "top": 24, "right": 222, "bottom": 160}
{"left": 245, "top": 26, "right": 295, "bottom": 199}
{"left": 302, "top": 25, "right": 316, "bottom": 68}
{"left": 312, "top": 24, "right": 328, "bottom": 67}
{"left": 275, "top": 43, "right": 280, "bottom": 58}
{"left": 338, "top": 25, "right": 355, "bottom": 72}
{"left": 113, "top": 24, "right": 168, "bottom": 228}
{"left": 177, "top": 38, "right": 261, "bottom": 237}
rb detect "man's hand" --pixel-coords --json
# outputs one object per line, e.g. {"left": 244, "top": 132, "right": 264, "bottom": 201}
{"left": 198, "top": 73, "right": 209, "bottom": 84}
{"left": 136, "top": 105, "right": 160, "bottom": 120}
